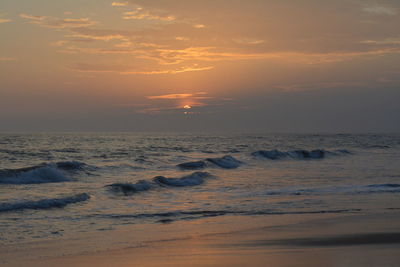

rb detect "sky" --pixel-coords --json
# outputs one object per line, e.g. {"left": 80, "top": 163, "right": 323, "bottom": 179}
{"left": 0, "top": 0, "right": 399, "bottom": 132}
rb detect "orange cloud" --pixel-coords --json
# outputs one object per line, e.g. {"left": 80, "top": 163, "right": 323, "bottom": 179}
{"left": 70, "top": 63, "right": 214, "bottom": 75}
{"left": 123, "top": 9, "right": 176, "bottom": 21}
{"left": 14, "top": 1, "right": 400, "bottom": 82}
{"left": 111, "top": 2, "right": 128, "bottom": 7}
{"left": 112, "top": 3, "right": 177, "bottom": 22}
{"left": 59, "top": 40, "right": 400, "bottom": 68}
{"left": 147, "top": 92, "right": 213, "bottom": 102}
{"left": 20, "top": 14, "right": 96, "bottom": 29}
{"left": 233, "top": 38, "right": 265, "bottom": 45}
{"left": 121, "top": 66, "right": 213, "bottom": 75}
{"left": 0, "top": 18, "right": 11, "bottom": 23}
{"left": 148, "top": 94, "right": 194, "bottom": 99}
{"left": 65, "top": 33, "right": 128, "bottom": 42}
{"left": 136, "top": 91, "right": 236, "bottom": 114}
{"left": 193, "top": 24, "right": 206, "bottom": 28}
{"left": 142, "top": 92, "right": 215, "bottom": 113}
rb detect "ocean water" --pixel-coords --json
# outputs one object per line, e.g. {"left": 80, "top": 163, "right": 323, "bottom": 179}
{"left": 0, "top": 133, "right": 399, "bottom": 246}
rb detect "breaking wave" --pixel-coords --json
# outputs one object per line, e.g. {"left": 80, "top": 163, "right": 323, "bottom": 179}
{"left": 0, "top": 161, "right": 87, "bottom": 184}
{"left": 252, "top": 149, "right": 350, "bottom": 160}
{"left": 107, "top": 180, "right": 151, "bottom": 195}
{"left": 154, "top": 172, "right": 211, "bottom": 187}
{"left": 177, "top": 161, "right": 206, "bottom": 170}
{"left": 0, "top": 193, "right": 90, "bottom": 212}
{"left": 365, "top": 184, "right": 400, "bottom": 193}
{"left": 206, "top": 155, "right": 242, "bottom": 169}
{"left": 55, "top": 161, "right": 87, "bottom": 170}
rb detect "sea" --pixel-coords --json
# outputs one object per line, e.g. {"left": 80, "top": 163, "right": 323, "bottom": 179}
{"left": 1, "top": 133, "right": 399, "bottom": 248}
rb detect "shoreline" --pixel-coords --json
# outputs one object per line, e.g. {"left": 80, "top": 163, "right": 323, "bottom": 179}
{"left": 2, "top": 211, "right": 400, "bottom": 266}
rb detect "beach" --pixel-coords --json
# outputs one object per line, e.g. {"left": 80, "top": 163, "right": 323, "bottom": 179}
{"left": 2, "top": 0, "right": 400, "bottom": 265}
{"left": 1, "top": 133, "right": 399, "bottom": 266}
{"left": 2, "top": 211, "right": 400, "bottom": 267}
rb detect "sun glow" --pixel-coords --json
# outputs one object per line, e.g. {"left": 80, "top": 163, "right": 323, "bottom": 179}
{"left": 183, "top": 105, "right": 192, "bottom": 109}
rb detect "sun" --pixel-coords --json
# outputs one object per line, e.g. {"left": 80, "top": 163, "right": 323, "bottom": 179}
{"left": 183, "top": 105, "right": 192, "bottom": 109}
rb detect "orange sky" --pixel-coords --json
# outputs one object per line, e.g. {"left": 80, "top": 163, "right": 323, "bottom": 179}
{"left": 0, "top": 0, "right": 399, "bottom": 131}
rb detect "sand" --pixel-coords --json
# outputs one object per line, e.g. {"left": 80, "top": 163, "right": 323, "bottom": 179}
{"left": 2, "top": 211, "right": 400, "bottom": 267}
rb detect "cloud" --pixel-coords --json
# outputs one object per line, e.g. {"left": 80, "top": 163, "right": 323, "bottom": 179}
{"left": 65, "top": 33, "right": 128, "bottom": 42}
{"left": 0, "top": 18, "right": 11, "bottom": 23}
{"left": 15, "top": 1, "right": 400, "bottom": 79}
{"left": 70, "top": 62, "right": 214, "bottom": 75}
{"left": 273, "top": 81, "right": 367, "bottom": 92}
{"left": 122, "top": 8, "right": 176, "bottom": 21}
{"left": 193, "top": 24, "right": 206, "bottom": 29}
{"left": 136, "top": 91, "right": 238, "bottom": 114}
{"left": 363, "top": 5, "right": 397, "bottom": 15}
{"left": 19, "top": 14, "right": 45, "bottom": 21}
{"left": 111, "top": 1, "right": 128, "bottom": 7}
{"left": 361, "top": 38, "right": 400, "bottom": 45}
{"left": 233, "top": 38, "right": 265, "bottom": 45}
{"left": 122, "top": 65, "right": 214, "bottom": 74}
{"left": 51, "top": 41, "right": 68, "bottom": 47}
{"left": 112, "top": 3, "right": 177, "bottom": 22}
{"left": 137, "top": 46, "right": 281, "bottom": 65}
{"left": 148, "top": 94, "right": 193, "bottom": 99}
{"left": 57, "top": 45, "right": 281, "bottom": 64}
{"left": 175, "top": 36, "right": 189, "bottom": 41}
{"left": 141, "top": 92, "right": 217, "bottom": 113}
{"left": 137, "top": 46, "right": 400, "bottom": 65}
{"left": 59, "top": 41, "right": 400, "bottom": 67}
{"left": 67, "top": 27, "right": 133, "bottom": 41}
{"left": 20, "top": 13, "right": 96, "bottom": 29}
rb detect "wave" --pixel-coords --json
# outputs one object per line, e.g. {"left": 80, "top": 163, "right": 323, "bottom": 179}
{"left": 107, "top": 180, "right": 151, "bottom": 195}
{"left": 262, "top": 183, "right": 400, "bottom": 196}
{"left": 364, "top": 184, "right": 400, "bottom": 193}
{"left": 252, "top": 149, "right": 350, "bottom": 160}
{"left": 96, "top": 208, "right": 361, "bottom": 223}
{"left": 0, "top": 161, "right": 87, "bottom": 184}
{"left": 0, "top": 193, "right": 90, "bottom": 212}
{"left": 154, "top": 172, "right": 211, "bottom": 187}
{"left": 55, "top": 161, "right": 87, "bottom": 170}
{"left": 206, "top": 155, "right": 242, "bottom": 169}
{"left": 54, "top": 148, "right": 80, "bottom": 153}
{"left": 363, "top": 145, "right": 391, "bottom": 149}
{"left": 367, "top": 184, "right": 400, "bottom": 188}
{"left": 177, "top": 161, "right": 206, "bottom": 170}
{"left": 251, "top": 149, "right": 287, "bottom": 160}
{"left": 0, "top": 165, "right": 70, "bottom": 184}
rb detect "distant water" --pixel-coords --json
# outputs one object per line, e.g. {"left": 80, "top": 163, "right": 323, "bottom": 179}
{"left": 0, "top": 133, "right": 399, "bottom": 244}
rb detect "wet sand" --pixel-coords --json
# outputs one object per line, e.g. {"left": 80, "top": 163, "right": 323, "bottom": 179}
{"left": 2, "top": 211, "right": 400, "bottom": 267}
